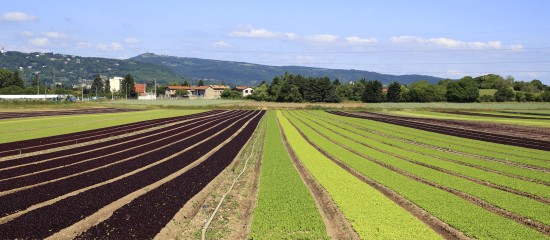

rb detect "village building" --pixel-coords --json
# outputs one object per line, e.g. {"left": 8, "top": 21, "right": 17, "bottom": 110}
{"left": 108, "top": 77, "right": 124, "bottom": 92}
{"left": 234, "top": 86, "right": 254, "bottom": 97}
{"left": 165, "top": 85, "right": 229, "bottom": 99}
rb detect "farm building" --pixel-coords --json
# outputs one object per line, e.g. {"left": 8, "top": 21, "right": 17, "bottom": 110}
{"left": 234, "top": 86, "right": 254, "bottom": 97}
{"left": 165, "top": 85, "right": 229, "bottom": 99}
{"left": 109, "top": 77, "right": 123, "bottom": 92}
{"left": 0, "top": 94, "right": 75, "bottom": 101}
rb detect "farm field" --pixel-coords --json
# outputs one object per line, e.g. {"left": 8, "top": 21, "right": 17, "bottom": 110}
{"left": 0, "top": 105, "right": 548, "bottom": 239}
{"left": 0, "top": 108, "right": 204, "bottom": 143}
{"left": 384, "top": 109, "right": 550, "bottom": 128}
{"left": 0, "top": 110, "right": 264, "bottom": 239}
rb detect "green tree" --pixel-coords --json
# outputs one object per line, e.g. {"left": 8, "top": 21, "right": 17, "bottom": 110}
{"left": 221, "top": 89, "right": 242, "bottom": 98}
{"left": 408, "top": 80, "right": 446, "bottom": 102}
{"left": 120, "top": 74, "right": 137, "bottom": 99}
{"left": 91, "top": 74, "right": 104, "bottom": 95}
{"left": 249, "top": 83, "right": 271, "bottom": 101}
{"left": 105, "top": 78, "right": 111, "bottom": 93}
{"left": 336, "top": 84, "right": 352, "bottom": 101}
{"left": 197, "top": 79, "right": 205, "bottom": 86}
{"left": 494, "top": 87, "right": 515, "bottom": 102}
{"left": 530, "top": 79, "right": 544, "bottom": 92}
{"left": 182, "top": 80, "right": 190, "bottom": 86}
{"left": 5, "top": 70, "right": 25, "bottom": 88}
{"left": 175, "top": 89, "right": 189, "bottom": 97}
{"left": 541, "top": 91, "right": 550, "bottom": 102}
{"left": 386, "top": 81, "right": 402, "bottom": 102}
{"left": 0, "top": 69, "right": 13, "bottom": 88}
{"left": 276, "top": 80, "right": 302, "bottom": 102}
{"left": 32, "top": 73, "right": 40, "bottom": 87}
{"left": 362, "top": 80, "right": 384, "bottom": 103}
{"left": 446, "top": 76, "right": 479, "bottom": 102}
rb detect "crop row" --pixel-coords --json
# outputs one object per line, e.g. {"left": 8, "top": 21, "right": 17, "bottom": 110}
{"left": 0, "top": 109, "right": 218, "bottom": 157}
{"left": 0, "top": 111, "right": 243, "bottom": 192}
{"left": 325, "top": 111, "right": 550, "bottom": 168}
{"left": 277, "top": 111, "right": 441, "bottom": 240}
{"left": 0, "top": 107, "right": 140, "bottom": 120}
{"left": 282, "top": 110, "right": 547, "bottom": 239}
{"left": 249, "top": 111, "right": 327, "bottom": 239}
{"left": 0, "top": 110, "right": 264, "bottom": 239}
{"left": 307, "top": 111, "right": 549, "bottom": 184}
{"left": 289, "top": 110, "right": 550, "bottom": 226}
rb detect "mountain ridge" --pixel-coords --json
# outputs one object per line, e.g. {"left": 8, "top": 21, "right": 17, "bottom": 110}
{"left": 0, "top": 51, "right": 442, "bottom": 87}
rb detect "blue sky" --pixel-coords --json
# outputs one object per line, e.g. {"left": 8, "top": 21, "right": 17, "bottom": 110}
{"left": 2, "top": 0, "right": 550, "bottom": 84}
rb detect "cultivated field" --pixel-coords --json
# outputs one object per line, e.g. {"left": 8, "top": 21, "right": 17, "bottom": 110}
{"left": 0, "top": 104, "right": 548, "bottom": 239}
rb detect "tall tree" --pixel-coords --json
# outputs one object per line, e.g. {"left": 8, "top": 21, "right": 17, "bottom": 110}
{"left": 408, "top": 80, "right": 446, "bottom": 102}
{"left": 182, "top": 80, "right": 190, "bottom": 86}
{"left": 362, "top": 80, "right": 384, "bottom": 103}
{"left": 104, "top": 78, "right": 111, "bottom": 93}
{"left": 120, "top": 74, "right": 137, "bottom": 99}
{"left": 386, "top": 81, "right": 402, "bottom": 102}
{"left": 197, "top": 79, "right": 205, "bottom": 86}
{"left": 446, "top": 76, "right": 479, "bottom": 102}
{"left": 494, "top": 87, "right": 515, "bottom": 102}
{"left": 0, "top": 69, "right": 13, "bottom": 88}
{"left": 32, "top": 73, "right": 40, "bottom": 87}
{"left": 91, "top": 74, "right": 104, "bottom": 95}
{"left": 5, "top": 70, "right": 24, "bottom": 88}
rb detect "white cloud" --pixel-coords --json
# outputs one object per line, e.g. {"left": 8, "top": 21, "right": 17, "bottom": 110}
{"left": 76, "top": 42, "right": 93, "bottom": 49}
{"left": 230, "top": 26, "right": 297, "bottom": 40}
{"left": 389, "top": 35, "right": 520, "bottom": 49}
{"left": 212, "top": 40, "right": 231, "bottom": 48}
{"left": 124, "top": 38, "right": 140, "bottom": 45}
{"left": 20, "top": 31, "right": 34, "bottom": 38}
{"left": 306, "top": 34, "right": 339, "bottom": 43}
{"left": 42, "top": 32, "right": 66, "bottom": 39}
{"left": 345, "top": 36, "right": 378, "bottom": 44}
{"left": 29, "top": 38, "right": 49, "bottom": 46}
{"left": 0, "top": 11, "right": 37, "bottom": 22}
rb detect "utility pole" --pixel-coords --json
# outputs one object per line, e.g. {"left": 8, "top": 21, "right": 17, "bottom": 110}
{"left": 154, "top": 78, "right": 157, "bottom": 100}
{"left": 36, "top": 73, "right": 40, "bottom": 95}
{"left": 81, "top": 84, "right": 84, "bottom": 101}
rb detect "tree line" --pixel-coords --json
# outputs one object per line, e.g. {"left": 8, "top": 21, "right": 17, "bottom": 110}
{"left": 246, "top": 73, "right": 550, "bottom": 103}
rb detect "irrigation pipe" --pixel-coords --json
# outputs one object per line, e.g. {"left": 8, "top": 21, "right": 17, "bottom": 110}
{"left": 201, "top": 121, "right": 264, "bottom": 240}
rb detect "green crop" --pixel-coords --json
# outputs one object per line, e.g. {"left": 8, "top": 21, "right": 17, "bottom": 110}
{"left": 277, "top": 111, "right": 441, "bottom": 240}
{"left": 249, "top": 111, "right": 328, "bottom": 239}
{"left": 282, "top": 110, "right": 547, "bottom": 239}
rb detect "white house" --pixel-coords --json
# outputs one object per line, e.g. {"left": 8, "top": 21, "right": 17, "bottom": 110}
{"left": 109, "top": 77, "right": 124, "bottom": 92}
{"left": 234, "top": 86, "right": 254, "bottom": 97}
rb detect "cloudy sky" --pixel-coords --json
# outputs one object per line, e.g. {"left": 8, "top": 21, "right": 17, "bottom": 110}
{"left": 2, "top": 0, "right": 550, "bottom": 84}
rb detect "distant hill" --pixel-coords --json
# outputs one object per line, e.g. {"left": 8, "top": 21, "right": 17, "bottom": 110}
{"left": 0, "top": 51, "right": 442, "bottom": 87}
{"left": 131, "top": 53, "right": 442, "bottom": 86}
{"left": 0, "top": 51, "right": 184, "bottom": 87}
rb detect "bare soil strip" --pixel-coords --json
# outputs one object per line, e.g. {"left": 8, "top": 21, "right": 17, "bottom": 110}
{"left": 279, "top": 116, "right": 361, "bottom": 240}
{"left": 294, "top": 114, "right": 550, "bottom": 236}
{"left": 46, "top": 111, "right": 262, "bottom": 240}
{"left": 283, "top": 112, "right": 469, "bottom": 240}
